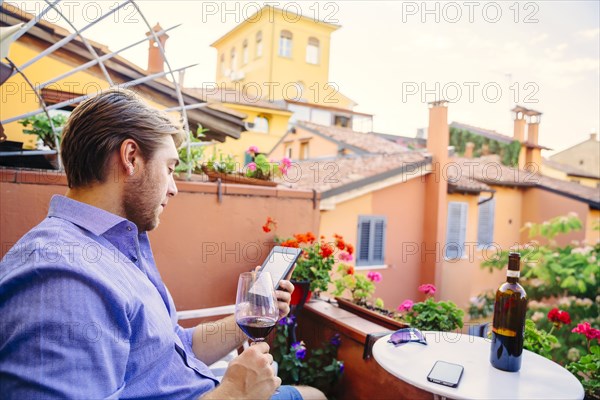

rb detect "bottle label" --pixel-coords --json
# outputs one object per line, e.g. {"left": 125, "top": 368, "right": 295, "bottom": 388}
{"left": 507, "top": 270, "right": 520, "bottom": 278}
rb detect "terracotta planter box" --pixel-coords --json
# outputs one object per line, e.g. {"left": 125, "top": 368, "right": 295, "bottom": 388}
{"left": 335, "top": 297, "right": 409, "bottom": 331}
{"left": 201, "top": 166, "right": 277, "bottom": 187}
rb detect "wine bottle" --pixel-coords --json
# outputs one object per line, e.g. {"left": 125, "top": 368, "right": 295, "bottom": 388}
{"left": 490, "top": 252, "right": 528, "bottom": 372}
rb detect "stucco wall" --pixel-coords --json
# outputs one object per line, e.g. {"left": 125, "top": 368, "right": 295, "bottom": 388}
{"left": 521, "top": 187, "right": 589, "bottom": 246}
{"left": 0, "top": 169, "right": 320, "bottom": 311}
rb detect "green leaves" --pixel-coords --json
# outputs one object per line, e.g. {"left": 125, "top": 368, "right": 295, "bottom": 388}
{"left": 405, "top": 297, "right": 464, "bottom": 331}
{"left": 19, "top": 113, "right": 68, "bottom": 149}
{"left": 567, "top": 345, "right": 600, "bottom": 398}
{"left": 524, "top": 319, "right": 559, "bottom": 360}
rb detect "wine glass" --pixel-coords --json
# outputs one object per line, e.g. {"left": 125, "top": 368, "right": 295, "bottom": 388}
{"left": 235, "top": 271, "right": 279, "bottom": 343}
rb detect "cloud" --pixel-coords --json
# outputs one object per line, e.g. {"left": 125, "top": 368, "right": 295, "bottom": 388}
{"left": 529, "top": 33, "right": 549, "bottom": 45}
{"left": 575, "top": 28, "right": 600, "bottom": 40}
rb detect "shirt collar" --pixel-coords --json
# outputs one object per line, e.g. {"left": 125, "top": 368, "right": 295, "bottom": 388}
{"left": 48, "top": 195, "right": 129, "bottom": 236}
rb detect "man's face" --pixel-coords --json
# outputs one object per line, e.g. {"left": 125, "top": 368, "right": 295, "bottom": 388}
{"left": 123, "top": 136, "right": 179, "bottom": 232}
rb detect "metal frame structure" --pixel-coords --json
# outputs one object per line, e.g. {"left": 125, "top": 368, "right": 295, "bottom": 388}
{"left": 0, "top": 0, "right": 205, "bottom": 177}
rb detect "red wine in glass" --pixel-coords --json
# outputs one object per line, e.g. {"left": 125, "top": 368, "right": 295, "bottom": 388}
{"left": 235, "top": 271, "right": 279, "bottom": 343}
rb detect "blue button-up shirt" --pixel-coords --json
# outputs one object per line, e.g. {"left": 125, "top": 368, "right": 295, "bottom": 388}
{"left": 0, "top": 195, "right": 218, "bottom": 399}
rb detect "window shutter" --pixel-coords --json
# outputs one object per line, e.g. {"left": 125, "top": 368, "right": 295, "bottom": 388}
{"left": 358, "top": 219, "right": 371, "bottom": 262}
{"left": 357, "top": 216, "right": 387, "bottom": 266}
{"left": 477, "top": 198, "right": 495, "bottom": 248}
{"left": 372, "top": 219, "right": 385, "bottom": 262}
{"left": 445, "top": 202, "right": 468, "bottom": 259}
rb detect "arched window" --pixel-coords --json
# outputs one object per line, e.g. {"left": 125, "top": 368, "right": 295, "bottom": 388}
{"left": 306, "top": 37, "right": 319, "bottom": 64}
{"left": 242, "top": 39, "right": 249, "bottom": 64}
{"left": 256, "top": 31, "right": 263, "bottom": 57}
{"left": 279, "top": 30, "right": 293, "bottom": 58}
{"left": 230, "top": 47, "right": 237, "bottom": 72}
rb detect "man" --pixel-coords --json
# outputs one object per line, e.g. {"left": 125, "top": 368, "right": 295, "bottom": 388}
{"left": 0, "top": 89, "right": 324, "bottom": 399}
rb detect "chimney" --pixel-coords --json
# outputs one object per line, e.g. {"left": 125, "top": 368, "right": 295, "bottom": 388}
{"left": 590, "top": 130, "right": 598, "bottom": 141}
{"left": 422, "top": 100, "right": 449, "bottom": 298}
{"left": 464, "top": 142, "right": 474, "bottom": 158}
{"left": 512, "top": 106, "right": 528, "bottom": 169}
{"left": 525, "top": 109, "right": 543, "bottom": 168}
{"left": 146, "top": 23, "right": 169, "bottom": 74}
{"left": 481, "top": 144, "right": 489, "bottom": 155}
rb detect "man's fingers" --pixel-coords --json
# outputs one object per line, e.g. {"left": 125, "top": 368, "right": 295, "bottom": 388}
{"left": 278, "top": 280, "right": 294, "bottom": 294}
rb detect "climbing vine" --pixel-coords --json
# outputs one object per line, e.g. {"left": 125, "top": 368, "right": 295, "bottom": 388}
{"left": 449, "top": 127, "right": 521, "bottom": 167}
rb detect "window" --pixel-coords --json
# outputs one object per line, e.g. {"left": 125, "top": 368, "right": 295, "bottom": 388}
{"left": 256, "top": 31, "right": 263, "bottom": 57}
{"left": 230, "top": 47, "right": 237, "bottom": 71}
{"left": 306, "top": 37, "right": 319, "bottom": 64}
{"left": 220, "top": 54, "right": 225, "bottom": 75}
{"left": 299, "top": 141, "right": 309, "bottom": 160}
{"left": 242, "top": 39, "right": 249, "bottom": 64}
{"left": 356, "top": 216, "right": 387, "bottom": 267}
{"left": 477, "top": 198, "right": 495, "bottom": 249}
{"left": 445, "top": 202, "right": 468, "bottom": 259}
{"left": 334, "top": 115, "right": 351, "bottom": 128}
{"left": 279, "top": 30, "right": 293, "bottom": 58}
{"left": 285, "top": 144, "right": 293, "bottom": 159}
{"left": 253, "top": 116, "right": 269, "bottom": 133}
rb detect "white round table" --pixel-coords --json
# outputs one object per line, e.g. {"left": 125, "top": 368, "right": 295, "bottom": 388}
{"left": 372, "top": 331, "right": 584, "bottom": 400}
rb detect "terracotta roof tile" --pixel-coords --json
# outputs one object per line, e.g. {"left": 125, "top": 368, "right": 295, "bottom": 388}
{"left": 449, "top": 156, "right": 536, "bottom": 188}
{"left": 536, "top": 175, "right": 600, "bottom": 208}
{"left": 277, "top": 152, "right": 429, "bottom": 194}
{"left": 296, "top": 121, "right": 408, "bottom": 155}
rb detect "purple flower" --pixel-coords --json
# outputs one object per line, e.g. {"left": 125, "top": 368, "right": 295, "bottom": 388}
{"left": 278, "top": 315, "right": 296, "bottom": 326}
{"left": 292, "top": 341, "right": 306, "bottom": 360}
{"left": 367, "top": 271, "right": 382, "bottom": 283}
{"left": 397, "top": 299, "right": 414, "bottom": 312}
{"left": 338, "top": 361, "right": 344, "bottom": 374}
{"left": 330, "top": 333, "right": 342, "bottom": 347}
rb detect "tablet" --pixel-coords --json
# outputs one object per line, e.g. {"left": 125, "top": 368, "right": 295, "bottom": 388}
{"left": 259, "top": 246, "right": 303, "bottom": 289}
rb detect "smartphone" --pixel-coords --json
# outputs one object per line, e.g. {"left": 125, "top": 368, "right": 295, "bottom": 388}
{"left": 258, "top": 246, "right": 303, "bottom": 289}
{"left": 427, "top": 361, "right": 464, "bottom": 388}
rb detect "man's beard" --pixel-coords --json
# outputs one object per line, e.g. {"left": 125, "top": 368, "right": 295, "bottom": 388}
{"left": 123, "top": 168, "right": 161, "bottom": 232}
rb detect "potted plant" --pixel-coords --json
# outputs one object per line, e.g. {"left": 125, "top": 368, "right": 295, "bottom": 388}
{"left": 395, "top": 284, "right": 464, "bottom": 332}
{"left": 175, "top": 126, "right": 207, "bottom": 178}
{"left": 19, "top": 112, "right": 67, "bottom": 151}
{"left": 201, "top": 145, "right": 291, "bottom": 187}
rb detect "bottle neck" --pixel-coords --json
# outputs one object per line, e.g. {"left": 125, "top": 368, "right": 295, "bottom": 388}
{"left": 506, "top": 269, "right": 520, "bottom": 284}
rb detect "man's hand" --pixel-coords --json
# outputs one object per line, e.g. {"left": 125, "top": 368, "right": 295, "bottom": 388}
{"left": 204, "top": 342, "right": 280, "bottom": 399}
{"left": 276, "top": 279, "right": 294, "bottom": 319}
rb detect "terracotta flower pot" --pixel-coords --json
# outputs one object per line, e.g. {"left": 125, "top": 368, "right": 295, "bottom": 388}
{"left": 290, "top": 279, "right": 312, "bottom": 307}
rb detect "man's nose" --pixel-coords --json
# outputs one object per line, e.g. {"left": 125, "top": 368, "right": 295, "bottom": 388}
{"left": 168, "top": 175, "right": 178, "bottom": 197}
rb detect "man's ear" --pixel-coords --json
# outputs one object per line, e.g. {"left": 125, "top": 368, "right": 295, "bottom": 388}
{"left": 119, "top": 139, "right": 140, "bottom": 176}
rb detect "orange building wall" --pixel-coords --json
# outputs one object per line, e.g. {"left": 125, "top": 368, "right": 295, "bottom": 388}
{"left": 371, "top": 177, "right": 427, "bottom": 308}
{"left": 521, "top": 187, "right": 589, "bottom": 246}
{"left": 439, "top": 193, "right": 480, "bottom": 309}
{"left": 585, "top": 209, "right": 600, "bottom": 245}
{"left": 0, "top": 170, "right": 320, "bottom": 311}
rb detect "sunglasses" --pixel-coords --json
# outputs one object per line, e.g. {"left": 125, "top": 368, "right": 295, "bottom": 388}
{"left": 389, "top": 328, "right": 428, "bottom": 346}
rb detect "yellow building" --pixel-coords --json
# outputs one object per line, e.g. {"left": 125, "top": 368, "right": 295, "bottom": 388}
{"left": 0, "top": 5, "right": 243, "bottom": 151}
{"left": 186, "top": 87, "right": 292, "bottom": 164}
{"left": 210, "top": 5, "right": 355, "bottom": 108}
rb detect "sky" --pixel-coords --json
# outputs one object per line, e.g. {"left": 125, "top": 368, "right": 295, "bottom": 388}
{"left": 12, "top": 0, "right": 600, "bottom": 156}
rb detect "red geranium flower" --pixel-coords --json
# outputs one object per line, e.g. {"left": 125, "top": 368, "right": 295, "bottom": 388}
{"left": 262, "top": 217, "right": 277, "bottom": 233}
{"left": 346, "top": 244, "right": 354, "bottom": 255}
{"left": 347, "top": 265, "right": 354, "bottom": 275}
{"left": 319, "top": 243, "right": 334, "bottom": 258}
{"left": 418, "top": 283, "right": 436, "bottom": 295}
{"left": 548, "top": 308, "right": 571, "bottom": 328}
{"left": 280, "top": 239, "right": 299, "bottom": 248}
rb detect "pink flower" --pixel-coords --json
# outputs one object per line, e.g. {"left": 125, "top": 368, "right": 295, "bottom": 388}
{"left": 572, "top": 322, "right": 600, "bottom": 343}
{"left": 418, "top": 283, "right": 436, "bottom": 295}
{"left": 367, "top": 271, "right": 382, "bottom": 283}
{"left": 397, "top": 299, "right": 414, "bottom": 312}
{"left": 281, "top": 157, "right": 292, "bottom": 168}
{"left": 247, "top": 162, "right": 257, "bottom": 172}
{"left": 339, "top": 252, "right": 353, "bottom": 262}
{"left": 247, "top": 145, "right": 259, "bottom": 154}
